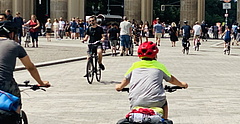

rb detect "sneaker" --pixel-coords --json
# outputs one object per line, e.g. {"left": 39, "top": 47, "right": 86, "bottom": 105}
{"left": 126, "top": 54, "right": 129, "bottom": 56}
{"left": 83, "top": 74, "right": 88, "bottom": 77}
{"left": 99, "top": 63, "right": 105, "bottom": 70}
{"left": 120, "top": 53, "right": 123, "bottom": 56}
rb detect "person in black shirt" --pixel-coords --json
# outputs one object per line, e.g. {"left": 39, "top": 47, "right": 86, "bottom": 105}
{"left": 13, "top": 12, "right": 24, "bottom": 45}
{"left": 108, "top": 23, "right": 119, "bottom": 56}
{"left": 83, "top": 16, "right": 105, "bottom": 71}
{"left": 5, "top": 9, "right": 13, "bottom": 21}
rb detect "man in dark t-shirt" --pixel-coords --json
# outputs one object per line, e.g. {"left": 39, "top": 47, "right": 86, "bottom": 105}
{"left": 108, "top": 23, "right": 119, "bottom": 56}
{"left": 83, "top": 16, "right": 105, "bottom": 72}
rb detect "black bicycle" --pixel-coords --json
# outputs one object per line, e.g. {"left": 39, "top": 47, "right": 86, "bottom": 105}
{"left": 194, "top": 37, "right": 201, "bottom": 51}
{"left": 117, "top": 85, "right": 185, "bottom": 124}
{"left": 224, "top": 42, "right": 231, "bottom": 55}
{"left": 17, "top": 80, "right": 49, "bottom": 124}
{"left": 85, "top": 41, "right": 102, "bottom": 84}
{"left": 182, "top": 37, "right": 190, "bottom": 55}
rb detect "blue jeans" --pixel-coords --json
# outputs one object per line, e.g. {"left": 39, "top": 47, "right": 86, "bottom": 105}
{"left": 120, "top": 35, "right": 130, "bottom": 48}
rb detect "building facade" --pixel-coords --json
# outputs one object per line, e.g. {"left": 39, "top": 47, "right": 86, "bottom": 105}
{"left": 1, "top": 0, "right": 238, "bottom": 26}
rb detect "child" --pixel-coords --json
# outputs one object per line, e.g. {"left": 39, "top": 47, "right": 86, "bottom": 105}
{"left": 115, "top": 41, "right": 188, "bottom": 120}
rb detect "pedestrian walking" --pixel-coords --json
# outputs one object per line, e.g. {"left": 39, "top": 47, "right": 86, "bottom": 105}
{"left": 45, "top": 18, "right": 52, "bottom": 42}
{"left": 108, "top": 23, "right": 119, "bottom": 56}
{"left": 24, "top": 15, "right": 40, "bottom": 47}
{"left": 169, "top": 22, "right": 178, "bottom": 47}
{"left": 119, "top": 16, "right": 132, "bottom": 56}
{"left": 53, "top": 18, "right": 59, "bottom": 39}
{"left": 13, "top": 12, "right": 24, "bottom": 45}
{"left": 153, "top": 20, "right": 164, "bottom": 46}
{"left": 58, "top": 17, "right": 65, "bottom": 39}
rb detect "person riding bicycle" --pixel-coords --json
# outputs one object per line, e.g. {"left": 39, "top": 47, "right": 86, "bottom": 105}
{"left": 192, "top": 21, "right": 202, "bottom": 48}
{"left": 82, "top": 16, "right": 105, "bottom": 72}
{"left": 222, "top": 25, "right": 231, "bottom": 52}
{"left": 0, "top": 13, "right": 50, "bottom": 124}
{"left": 115, "top": 41, "right": 188, "bottom": 120}
{"left": 180, "top": 21, "right": 192, "bottom": 49}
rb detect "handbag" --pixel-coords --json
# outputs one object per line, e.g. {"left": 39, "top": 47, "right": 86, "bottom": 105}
{"left": 0, "top": 90, "right": 19, "bottom": 111}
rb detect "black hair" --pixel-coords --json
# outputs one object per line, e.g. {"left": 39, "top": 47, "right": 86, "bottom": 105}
{"left": 0, "top": 20, "right": 18, "bottom": 38}
{"left": 0, "top": 13, "right": 7, "bottom": 19}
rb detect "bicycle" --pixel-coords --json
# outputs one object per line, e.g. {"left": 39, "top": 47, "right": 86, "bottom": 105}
{"left": 182, "top": 37, "right": 190, "bottom": 55}
{"left": 194, "top": 36, "right": 201, "bottom": 51}
{"left": 85, "top": 41, "right": 102, "bottom": 84}
{"left": 117, "top": 85, "right": 185, "bottom": 124}
{"left": 0, "top": 80, "right": 49, "bottom": 124}
{"left": 224, "top": 42, "right": 231, "bottom": 55}
{"left": 24, "top": 26, "right": 31, "bottom": 48}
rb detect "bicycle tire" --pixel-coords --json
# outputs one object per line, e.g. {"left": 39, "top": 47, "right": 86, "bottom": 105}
{"left": 86, "top": 59, "right": 94, "bottom": 84}
{"left": 20, "top": 110, "right": 28, "bottom": 124}
{"left": 95, "top": 59, "right": 101, "bottom": 82}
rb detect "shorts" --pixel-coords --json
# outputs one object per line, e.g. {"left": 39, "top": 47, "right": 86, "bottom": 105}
{"left": 87, "top": 43, "right": 103, "bottom": 55}
{"left": 155, "top": 33, "right": 162, "bottom": 39}
{"left": 110, "top": 40, "right": 118, "bottom": 47}
{"left": 46, "top": 28, "right": 52, "bottom": 33}
{"left": 120, "top": 35, "right": 130, "bottom": 48}
{"left": 131, "top": 99, "right": 168, "bottom": 109}
{"left": 193, "top": 35, "right": 200, "bottom": 39}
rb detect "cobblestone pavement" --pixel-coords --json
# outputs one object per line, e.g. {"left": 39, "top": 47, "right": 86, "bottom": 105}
{"left": 14, "top": 37, "right": 240, "bottom": 124}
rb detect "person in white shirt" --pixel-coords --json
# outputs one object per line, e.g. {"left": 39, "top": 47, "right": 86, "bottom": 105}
{"left": 192, "top": 21, "right": 202, "bottom": 48}
{"left": 45, "top": 18, "right": 52, "bottom": 42}
{"left": 119, "top": 16, "right": 132, "bottom": 56}
{"left": 58, "top": 17, "right": 65, "bottom": 39}
{"left": 53, "top": 18, "right": 59, "bottom": 39}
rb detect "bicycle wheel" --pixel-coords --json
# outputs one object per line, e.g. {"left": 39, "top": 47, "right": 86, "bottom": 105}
{"left": 20, "top": 110, "right": 28, "bottom": 124}
{"left": 86, "top": 59, "right": 94, "bottom": 84}
{"left": 95, "top": 65, "right": 101, "bottom": 82}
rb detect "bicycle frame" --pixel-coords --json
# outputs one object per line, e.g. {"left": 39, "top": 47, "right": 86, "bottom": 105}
{"left": 86, "top": 42, "right": 102, "bottom": 84}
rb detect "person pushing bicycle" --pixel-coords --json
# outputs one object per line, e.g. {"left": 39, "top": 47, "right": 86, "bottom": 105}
{"left": 115, "top": 41, "right": 188, "bottom": 120}
{"left": 0, "top": 13, "right": 50, "bottom": 124}
{"left": 82, "top": 16, "right": 105, "bottom": 72}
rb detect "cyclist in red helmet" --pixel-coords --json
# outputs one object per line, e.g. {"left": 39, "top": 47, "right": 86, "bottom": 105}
{"left": 116, "top": 41, "right": 188, "bottom": 120}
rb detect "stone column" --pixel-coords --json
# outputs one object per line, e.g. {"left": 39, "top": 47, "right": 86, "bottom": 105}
{"left": 50, "top": 0, "right": 68, "bottom": 20}
{"left": 12, "top": 0, "right": 23, "bottom": 15}
{"left": 237, "top": 1, "right": 240, "bottom": 23}
{"left": 124, "top": 0, "right": 141, "bottom": 21}
{"left": 0, "top": 0, "right": 13, "bottom": 13}
{"left": 141, "top": 0, "right": 153, "bottom": 23}
{"left": 197, "top": 0, "right": 205, "bottom": 23}
{"left": 21, "top": 0, "right": 34, "bottom": 20}
{"left": 180, "top": 0, "right": 198, "bottom": 26}
{"left": 68, "top": 0, "right": 85, "bottom": 21}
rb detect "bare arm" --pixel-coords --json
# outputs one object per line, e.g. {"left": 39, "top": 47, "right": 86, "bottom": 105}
{"left": 115, "top": 78, "right": 130, "bottom": 91}
{"left": 19, "top": 55, "right": 49, "bottom": 86}
{"left": 168, "top": 75, "right": 188, "bottom": 88}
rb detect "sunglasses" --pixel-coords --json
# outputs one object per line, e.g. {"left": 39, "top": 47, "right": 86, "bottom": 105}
{"left": 89, "top": 20, "right": 95, "bottom": 22}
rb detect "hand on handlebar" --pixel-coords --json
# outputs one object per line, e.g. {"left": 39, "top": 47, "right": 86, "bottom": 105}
{"left": 38, "top": 81, "right": 51, "bottom": 87}
{"left": 181, "top": 82, "right": 188, "bottom": 89}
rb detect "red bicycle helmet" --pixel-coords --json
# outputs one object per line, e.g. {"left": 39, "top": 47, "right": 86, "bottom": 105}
{"left": 138, "top": 41, "right": 159, "bottom": 59}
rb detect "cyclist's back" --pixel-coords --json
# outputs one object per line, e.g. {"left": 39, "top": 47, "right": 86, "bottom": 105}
{"left": 126, "top": 60, "right": 171, "bottom": 109}
{"left": 181, "top": 21, "right": 192, "bottom": 39}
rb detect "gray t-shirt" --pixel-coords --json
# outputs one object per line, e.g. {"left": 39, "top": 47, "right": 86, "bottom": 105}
{"left": 0, "top": 39, "right": 27, "bottom": 81}
{"left": 124, "top": 60, "right": 171, "bottom": 109}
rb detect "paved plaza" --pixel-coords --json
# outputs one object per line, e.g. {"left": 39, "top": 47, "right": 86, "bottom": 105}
{"left": 14, "top": 36, "right": 240, "bottom": 124}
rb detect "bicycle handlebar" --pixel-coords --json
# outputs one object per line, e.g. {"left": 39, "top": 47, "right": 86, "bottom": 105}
{"left": 120, "top": 85, "right": 185, "bottom": 93}
{"left": 18, "top": 80, "right": 50, "bottom": 91}
{"left": 87, "top": 40, "right": 101, "bottom": 45}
